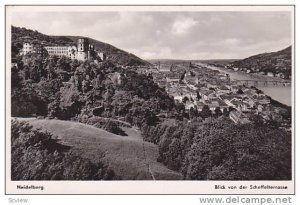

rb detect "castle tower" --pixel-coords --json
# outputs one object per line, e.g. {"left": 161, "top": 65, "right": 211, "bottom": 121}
{"left": 87, "top": 44, "right": 95, "bottom": 59}
{"left": 77, "top": 38, "right": 89, "bottom": 61}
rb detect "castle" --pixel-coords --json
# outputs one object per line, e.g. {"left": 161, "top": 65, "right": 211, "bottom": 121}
{"left": 22, "top": 38, "right": 106, "bottom": 61}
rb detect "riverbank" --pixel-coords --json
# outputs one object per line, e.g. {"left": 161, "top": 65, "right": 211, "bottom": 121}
{"left": 198, "top": 63, "right": 292, "bottom": 106}
{"left": 206, "top": 64, "right": 290, "bottom": 82}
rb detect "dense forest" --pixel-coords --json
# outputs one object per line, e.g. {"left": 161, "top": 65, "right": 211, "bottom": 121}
{"left": 11, "top": 55, "right": 179, "bottom": 136}
{"left": 142, "top": 117, "right": 291, "bottom": 180}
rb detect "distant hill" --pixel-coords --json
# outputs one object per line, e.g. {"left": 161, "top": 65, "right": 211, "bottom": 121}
{"left": 147, "top": 59, "right": 238, "bottom": 65}
{"left": 231, "top": 46, "right": 292, "bottom": 78}
{"left": 11, "top": 26, "right": 151, "bottom": 66}
{"left": 197, "top": 59, "right": 239, "bottom": 65}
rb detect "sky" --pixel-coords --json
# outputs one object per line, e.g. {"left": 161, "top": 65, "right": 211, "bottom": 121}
{"left": 11, "top": 11, "right": 292, "bottom": 60}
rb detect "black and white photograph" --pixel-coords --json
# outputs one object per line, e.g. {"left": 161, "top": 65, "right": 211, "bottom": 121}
{"left": 5, "top": 5, "right": 294, "bottom": 195}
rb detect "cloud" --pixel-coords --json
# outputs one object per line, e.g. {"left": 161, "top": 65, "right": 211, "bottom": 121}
{"left": 158, "top": 47, "right": 172, "bottom": 58}
{"left": 171, "top": 16, "right": 197, "bottom": 36}
{"left": 155, "top": 30, "right": 162, "bottom": 36}
{"left": 223, "top": 38, "right": 240, "bottom": 46}
{"left": 11, "top": 10, "right": 292, "bottom": 60}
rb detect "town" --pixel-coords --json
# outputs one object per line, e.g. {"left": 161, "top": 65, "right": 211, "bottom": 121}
{"left": 136, "top": 62, "right": 289, "bottom": 126}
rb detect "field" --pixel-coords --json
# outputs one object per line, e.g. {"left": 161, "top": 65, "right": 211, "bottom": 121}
{"left": 17, "top": 118, "right": 182, "bottom": 180}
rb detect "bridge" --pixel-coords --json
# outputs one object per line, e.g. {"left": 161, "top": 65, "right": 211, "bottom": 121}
{"left": 233, "top": 79, "right": 291, "bottom": 87}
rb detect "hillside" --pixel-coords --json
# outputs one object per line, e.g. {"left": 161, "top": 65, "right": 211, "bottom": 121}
{"left": 11, "top": 25, "right": 180, "bottom": 180}
{"left": 11, "top": 26, "right": 151, "bottom": 66}
{"left": 148, "top": 59, "right": 238, "bottom": 64}
{"left": 17, "top": 118, "right": 182, "bottom": 180}
{"left": 66, "top": 36, "right": 150, "bottom": 66}
{"left": 231, "top": 46, "right": 292, "bottom": 78}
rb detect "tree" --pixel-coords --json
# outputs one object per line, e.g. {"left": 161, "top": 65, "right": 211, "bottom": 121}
{"left": 11, "top": 66, "right": 22, "bottom": 88}
{"left": 57, "top": 56, "right": 71, "bottom": 72}
{"left": 196, "top": 91, "right": 201, "bottom": 100}
{"left": 237, "top": 89, "right": 244, "bottom": 95}
{"left": 229, "top": 106, "right": 236, "bottom": 112}
{"left": 249, "top": 114, "right": 264, "bottom": 126}
{"left": 200, "top": 105, "right": 212, "bottom": 118}
{"left": 256, "top": 89, "right": 263, "bottom": 94}
{"left": 214, "top": 107, "right": 222, "bottom": 117}
{"left": 222, "top": 108, "right": 229, "bottom": 117}
{"left": 59, "top": 86, "right": 84, "bottom": 120}
{"left": 103, "top": 120, "right": 127, "bottom": 136}
{"left": 266, "top": 116, "right": 280, "bottom": 128}
{"left": 29, "top": 66, "right": 40, "bottom": 82}
{"left": 70, "top": 59, "right": 80, "bottom": 72}
{"left": 11, "top": 81, "right": 48, "bottom": 117}
{"left": 164, "top": 138, "right": 183, "bottom": 171}
{"left": 189, "top": 107, "right": 198, "bottom": 119}
{"left": 182, "top": 96, "right": 189, "bottom": 104}
{"left": 180, "top": 71, "right": 186, "bottom": 81}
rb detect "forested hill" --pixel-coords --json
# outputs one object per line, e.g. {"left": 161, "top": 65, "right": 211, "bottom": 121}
{"left": 65, "top": 36, "right": 151, "bottom": 66}
{"left": 11, "top": 26, "right": 151, "bottom": 66}
{"left": 231, "top": 46, "right": 292, "bottom": 78}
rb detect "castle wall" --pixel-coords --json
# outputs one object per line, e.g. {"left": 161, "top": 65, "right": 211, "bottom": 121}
{"left": 67, "top": 46, "right": 78, "bottom": 60}
{"left": 97, "top": 52, "right": 106, "bottom": 61}
{"left": 44, "top": 46, "right": 69, "bottom": 57}
{"left": 77, "top": 51, "right": 88, "bottom": 61}
{"left": 22, "top": 38, "right": 103, "bottom": 62}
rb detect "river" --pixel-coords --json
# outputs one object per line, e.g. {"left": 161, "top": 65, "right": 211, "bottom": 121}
{"left": 197, "top": 63, "right": 292, "bottom": 106}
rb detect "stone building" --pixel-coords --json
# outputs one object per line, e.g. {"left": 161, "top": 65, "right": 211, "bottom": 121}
{"left": 44, "top": 46, "right": 69, "bottom": 58}
{"left": 22, "top": 42, "right": 33, "bottom": 55}
{"left": 21, "top": 38, "right": 106, "bottom": 61}
{"left": 22, "top": 42, "right": 44, "bottom": 55}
